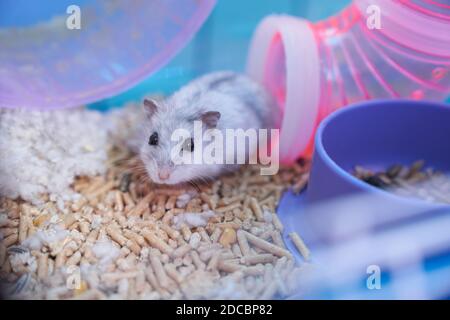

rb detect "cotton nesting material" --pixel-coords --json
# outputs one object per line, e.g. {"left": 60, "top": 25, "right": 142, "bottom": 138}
{"left": 0, "top": 107, "right": 109, "bottom": 206}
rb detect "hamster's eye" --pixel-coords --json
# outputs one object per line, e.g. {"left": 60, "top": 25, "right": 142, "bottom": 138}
{"left": 182, "top": 137, "right": 194, "bottom": 152}
{"left": 148, "top": 132, "right": 158, "bottom": 146}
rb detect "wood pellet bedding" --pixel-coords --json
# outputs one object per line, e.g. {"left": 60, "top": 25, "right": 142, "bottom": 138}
{"left": 0, "top": 144, "right": 312, "bottom": 300}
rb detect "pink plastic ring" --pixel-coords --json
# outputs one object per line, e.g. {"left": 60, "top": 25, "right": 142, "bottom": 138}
{"left": 246, "top": 15, "right": 321, "bottom": 164}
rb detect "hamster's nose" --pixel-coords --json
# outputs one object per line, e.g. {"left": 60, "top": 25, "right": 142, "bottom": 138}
{"left": 158, "top": 168, "right": 171, "bottom": 181}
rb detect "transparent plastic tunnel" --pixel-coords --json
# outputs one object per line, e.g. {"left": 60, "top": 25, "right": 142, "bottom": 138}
{"left": 0, "top": 0, "right": 216, "bottom": 110}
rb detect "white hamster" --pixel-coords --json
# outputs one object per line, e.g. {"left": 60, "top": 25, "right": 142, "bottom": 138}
{"left": 139, "top": 71, "right": 280, "bottom": 185}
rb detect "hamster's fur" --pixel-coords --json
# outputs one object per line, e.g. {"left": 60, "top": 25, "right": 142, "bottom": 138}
{"left": 139, "top": 71, "right": 280, "bottom": 185}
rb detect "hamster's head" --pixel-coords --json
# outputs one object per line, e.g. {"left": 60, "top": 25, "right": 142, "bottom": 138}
{"left": 139, "top": 98, "right": 221, "bottom": 185}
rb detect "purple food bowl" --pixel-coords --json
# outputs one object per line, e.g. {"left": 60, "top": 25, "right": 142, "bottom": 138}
{"left": 279, "top": 99, "right": 450, "bottom": 252}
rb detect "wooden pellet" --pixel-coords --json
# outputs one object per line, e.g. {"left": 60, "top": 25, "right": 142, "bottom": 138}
{"left": 210, "top": 227, "right": 222, "bottom": 243}
{"left": 206, "top": 250, "right": 221, "bottom": 271}
{"left": 141, "top": 230, "right": 173, "bottom": 256}
{"left": 172, "top": 244, "right": 191, "bottom": 259}
{"left": 197, "top": 243, "right": 222, "bottom": 253}
{"left": 144, "top": 266, "right": 160, "bottom": 293}
{"left": 249, "top": 197, "right": 264, "bottom": 221}
{"left": 200, "top": 193, "right": 216, "bottom": 209}
{"left": 0, "top": 228, "right": 16, "bottom": 238}
{"left": 106, "top": 226, "right": 127, "bottom": 246}
{"left": 218, "top": 260, "right": 243, "bottom": 273}
{"left": 155, "top": 194, "right": 167, "bottom": 211}
{"left": 244, "top": 264, "right": 265, "bottom": 276}
{"left": 236, "top": 230, "right": 251, "bottom": 256}
{"left": 54, "top": 248, "right": 67, "bottom": 268}
{"left": 18, "top": 212, "right": 30, "bottom": 242}
{"left": 243, "top": 231, "right": 292, "bottom": 258}
{"left": 70, "top": 289, "right": 106, "bottom": 300}
{"left": 127, "top": 192, "right": 154, "bottom": 217}
{"left": 231, "top": 243, "right": 242, "bottom": 257}
{"left": 260, "top": 281, "right": 278, "bottom": 299}
{"left": 190, "top": 251, "right": 205, "bottom": 270}
{"left": 3, "top": 233, "right": 18, "bottom": 247}
{"left": 248, "top": 175, "right": 270, "bottom": 184}
{"left": 168, "top": 239, "right": 178, "bottom": 250}
{"left": 258, "top": 229, "right": 273, "bottom": 241}
{"left": 180, "top": 225, "right": 192, "bottom": 242}
{"left": 122, "top": 192, "right": 135, "bottom": 207}
{"left": 159, "top": 223, "right": 180, "bottom": 240}
{"left": 271, "top": 231, "right": 286, "bottom": 248}
{"left": 165, "top": 195, "right": 177, "bottom": 210}
{"left": 62, "top": 214, "right": 77, "bottom": 229}
{"left": 83, "top": 177, "right": 104, "bottom": 194}
{"left": 173, "top": 257, "right": 183, "bottom": 267}
{"left": 135, "top": 269, "right": 146, "bottom": 294}
{"left": 161, "top": 210, "right": 174, "bottom": 225}
{"left": 241, "top": 254, "right": 275, "bottom": 265}
{"left": 220, "top": 251, "right": 235, "bottom": 260}
{"left": 89, "top": 180, "right": 116, "bottom": 199}
{"left": 47, "top": 258, "right": 55, "bottom": 276}
{"left": 153, "top": 228, "right": 169, "bottom": 242}
{"left": 79, "top": 220, "right": 91, "bottom": 236}
{"left": 199, "top": 249, "right": 215, "bottom": 262}
{"left": 182, "top": 255, "right": 192, "bottom": 266}
{"left": 259, "top": 195, "right": 275, "bottom": 208}
{"left": 164, "top": 263, "right": 183, "bottom": 284}
{"left": 288, "top": 232, "right": 310, "bottom": 261}
{"left": 66, "top": 251, "right": 82, "bottom": 266}
{"left": 33, "top": 214, "right": 50, "bottom": 228}
{"left": 215, "top": 222, "right": 241, "bottom": 229}
{"left": 152, "top": 209, "right": 165, "bottom": 221}
{"left": 168, "top": 208, "right": 185, "bottom": 215}
{"left": 271, "top": 213, "right": 284, "bottom": 232}
{"left": 37, "top": 253, "right": 49, "bottom": 280}
{"left": 156, "top": 188, "right": 186, "bottom": 196}
{"left": 197, "top": 227, "right": 211, "bottom": 244}
{"left": 219, "top": 194, "right": 245, "bottom": 206}
{"left": 129, "top": 183, "right": 139, "bottom": 202}
{"left": 184, "top": 198, "right": 199, "bottom": 212}
{"left": 219, "top": 228, "right": 237, "bottom": 247}
{"left": 149, "top": 250, "right": 169, "bottom": 288}
{"left": 115, "top": 191, "right": 124, "bottom": 212}
{"left": 86, "top": 229, "right": 99, "bottom": 243}
{"left": 242, "top": 196, "right": 251, "bottom": 211}
{"left": 126, "top": 239, "right": 141, "bottom": 255}
{"left": 69, "top": 222, "right": 80, "bottom": 231}
{"left": 102, "top": 271, "right": 139, "bottom": 283}
{"left": 122, "top": 229, "right": 146, "bottom": 246}
{"left": 216, "top": 202, "right": 241, "bottom": 213}
{"left": 0, "top": 243, "right": 7, "bottom": 267}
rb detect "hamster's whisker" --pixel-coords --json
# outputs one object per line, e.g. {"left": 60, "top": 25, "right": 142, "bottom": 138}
{"left": 188, "top": 180, "right": 201, "bottom": 192}
{"left": 137, "top": 174, "right": 151, "bottom": 186}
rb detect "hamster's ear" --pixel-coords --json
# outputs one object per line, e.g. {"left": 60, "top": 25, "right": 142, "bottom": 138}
{"left": 201, "top": 111, "right": 221, "bottom": 128}
{"left": 143, "top": 99, "right": 158, "bottom": 118}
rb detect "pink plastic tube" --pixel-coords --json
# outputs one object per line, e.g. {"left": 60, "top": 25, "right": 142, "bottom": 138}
{"left": 247, "top": 0, "right": 450, "bottom": 164}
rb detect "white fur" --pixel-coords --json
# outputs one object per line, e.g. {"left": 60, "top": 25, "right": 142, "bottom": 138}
{"left": 139, "top": 71, "right": 280, "bottom": 185}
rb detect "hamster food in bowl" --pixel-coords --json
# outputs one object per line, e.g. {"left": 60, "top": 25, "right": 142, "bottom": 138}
{"left": 301, "top": 100, "right": 450, "bottom": 245}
